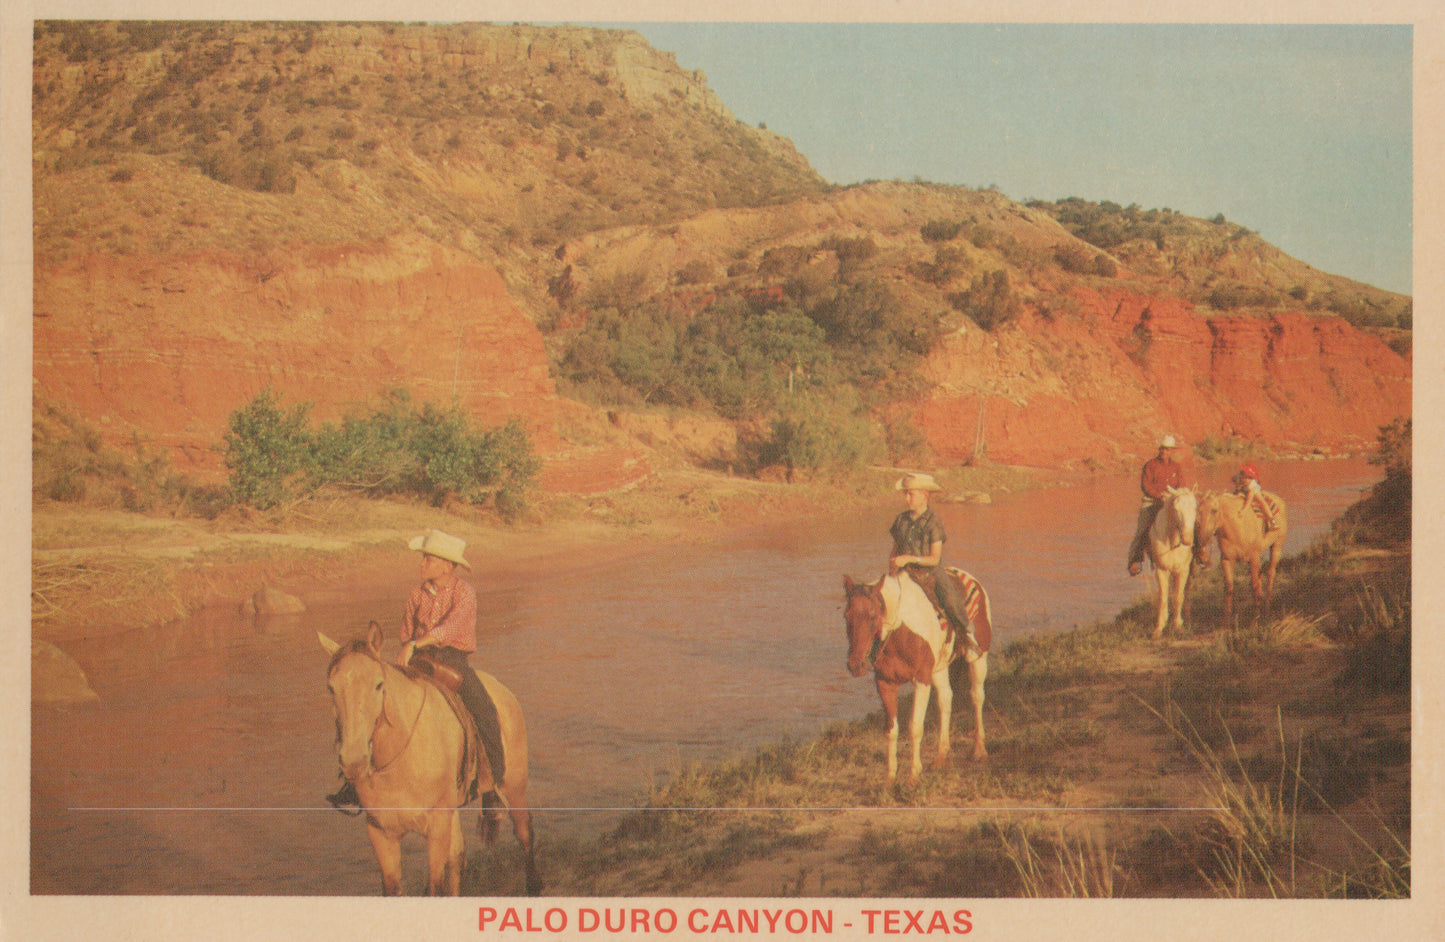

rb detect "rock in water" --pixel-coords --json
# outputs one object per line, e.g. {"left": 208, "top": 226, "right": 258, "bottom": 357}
{"left": 32, "top": 640, "right": 99, "bottom": 707}
{"left": 241, "top": 585, "right": 306, "bottom": 616}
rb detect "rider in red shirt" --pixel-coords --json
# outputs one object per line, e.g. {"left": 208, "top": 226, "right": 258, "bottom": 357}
{"left": 1127, "top": 436, "right": 1185, "bottom": 576}
{"left": 328, "top": 529, "right": 504, "bottom": 813}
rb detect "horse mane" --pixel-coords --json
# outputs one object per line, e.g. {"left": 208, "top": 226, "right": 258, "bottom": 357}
{"left": 327, "top": 638, "right": 376, "bottom": 675}
{"left": 328, "top": 639, "right": 439, "bottom": 685}
{"left": 878, "top": 574, "right": 901, "bottom": 635}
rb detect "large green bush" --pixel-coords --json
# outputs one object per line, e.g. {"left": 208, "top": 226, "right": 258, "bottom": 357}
{"left": 742, "top": 392, "right": 880, "bottom": 476}
{"left": 224, "top": 388, "right": 539, "bottom": 511}
{"left": 224, "top": 389, "right": 314, "bottom": 509}
{"left": 558, "top": 275, "right": 942, "bottom": 421}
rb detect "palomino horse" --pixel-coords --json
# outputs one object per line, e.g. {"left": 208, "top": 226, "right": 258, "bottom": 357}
{"left": 1145, "top": 486, "right": 1198, "bottom": 640}
{"left": 1195, "top": 490, "right": 1289, "bottom": 625}
{"left": 319, "top": 623, "right": 539, "bottom": 896}
{"left": 842, "top": 570, "right": 992, "bottom": 783}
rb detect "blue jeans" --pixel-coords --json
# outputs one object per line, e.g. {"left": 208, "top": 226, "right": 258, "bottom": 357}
{"left": 426, "top": 646, "right": 505, "bottom": 785}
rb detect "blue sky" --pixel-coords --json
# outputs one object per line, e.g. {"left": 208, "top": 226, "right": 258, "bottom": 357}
{"left": 609, "top": 23, "right": 1413, "bottom": 295}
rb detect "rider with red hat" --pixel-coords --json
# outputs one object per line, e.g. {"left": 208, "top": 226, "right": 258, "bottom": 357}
{"left": 1234, "top": 462, "right": 1278, "bottom": 532}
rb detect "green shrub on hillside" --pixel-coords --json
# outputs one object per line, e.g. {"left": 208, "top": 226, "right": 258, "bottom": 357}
{"left": 949, "top": 270, "right": 1021, "bottom": 331}
{"left": 920, "top": 218, "right": 963, "bottom": 242}
{"left": 1203, "top": 282, "right": 1282, "bottom": 311}
{"left": 1029, "top": 197, "right": 1191, "bottom": 250}
{"left": 559, "top": 273, "right": 943, "bottom": 422}
{"left": 559, "top": 297, "right": 833, "bottom": 419}
{"left": 818, "top": 235, "right": 878, "bottom": 279}
{"left": 742, "top": 391, "right": 879, "bottom": 476}
{"left": 910, "top": 246, "right": 969, "bottom": 286}
{"left": 224, "top": 388, "right": 539, "bottom": 511}
{"left": 807, "top": 278, "right": 933, "bottom": 355}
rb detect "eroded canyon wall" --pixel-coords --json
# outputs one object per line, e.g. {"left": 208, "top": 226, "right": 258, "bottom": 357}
{"left": 913, "top": 288, "right": 1410, "bottom": 469}
{"left": 33, "top": 235, "right": 559, "bottom": 479}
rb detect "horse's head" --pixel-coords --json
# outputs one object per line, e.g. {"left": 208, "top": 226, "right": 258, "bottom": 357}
{"left": 1166, "top": 486, "right": 1197, "bottom": 549}
{"left": 843, "top": 575, "right": 886, "bottom": 677}
{"left": 321, "top": 622, "right": 391, "bottom": 784}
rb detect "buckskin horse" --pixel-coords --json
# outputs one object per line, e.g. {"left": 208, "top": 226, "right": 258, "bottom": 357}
{"left": 842, "top": 570, "right": 992, "bottom": 783}
{"left": 319, "top": 623, "right": 539, "bottom": 896}
{"left": 1144, "top": 486, "right": 1198, "bottom": 641}
{"left": 1194, "top": 489, "right": 1289, "bottom": 625}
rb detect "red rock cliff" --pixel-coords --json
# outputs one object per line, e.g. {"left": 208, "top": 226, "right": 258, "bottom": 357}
{"left": 33, "top": 235, "right": 560, "bottom": 480}
{"left": 912, "top": 287, "right": 1410, "bottom": 469}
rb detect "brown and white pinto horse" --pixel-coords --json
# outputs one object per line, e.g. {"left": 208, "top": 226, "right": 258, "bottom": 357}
{"left": 319, "top": 623, "right": 539, "bottom": 896}
{"left": 842, "top": 570, "right": 992, "bottom": 783}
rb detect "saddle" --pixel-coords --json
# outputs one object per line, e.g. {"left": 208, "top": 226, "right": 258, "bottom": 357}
{"left": 408, "top": 654, "right": 487, "bottom": 796}
{"left": 410, "top": 652, "right": 464, "bottom": 692}
{"left": 945, "top": 567, "right": 993, "bottom": 654}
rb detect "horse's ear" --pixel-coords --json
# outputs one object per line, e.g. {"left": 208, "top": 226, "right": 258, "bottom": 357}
{"left": 366, "top": 621, "right": 384, "bottom": 655}
{"left": 844, "top": 575, "right": 857, "bottom": 592}
{"left": 317, "top": 632, "right": 340, "bottom": 656}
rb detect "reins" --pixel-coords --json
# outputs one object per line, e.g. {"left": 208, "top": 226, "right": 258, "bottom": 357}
{"left": 372, "top": 667, "right": 428, "bottom": 774}
{"left": 336, "top": 648, "right": 429, "bottom": 776}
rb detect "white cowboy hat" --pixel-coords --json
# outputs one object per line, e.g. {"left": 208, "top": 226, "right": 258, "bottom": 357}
{"left": 408, "top": 529, "right": 471, "bottom": 569}
{"left": 1158, "top": 435, "right": 1179, "bottom": 449}
{"left": 895, "top": 472, "right": 942, "bottom": 492}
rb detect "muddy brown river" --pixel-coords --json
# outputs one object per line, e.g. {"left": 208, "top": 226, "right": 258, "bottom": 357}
{"left": 30, "top": 460, "right": 1381, "bottom": 895}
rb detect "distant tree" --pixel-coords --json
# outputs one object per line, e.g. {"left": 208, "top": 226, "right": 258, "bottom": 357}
{"left": 674, "top": 258, "right": 714, "bottom": 286}
{"left": 920, "top": 219, "right": 962, "bottom": 242}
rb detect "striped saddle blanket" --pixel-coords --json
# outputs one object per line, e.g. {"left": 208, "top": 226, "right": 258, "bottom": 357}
{"left": 945, "top": 567, "right": 993, "bottom": 654}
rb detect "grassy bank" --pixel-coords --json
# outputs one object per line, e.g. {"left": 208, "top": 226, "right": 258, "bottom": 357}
{"left": 476, "top": 473, "right": 1411, "bottom": 899}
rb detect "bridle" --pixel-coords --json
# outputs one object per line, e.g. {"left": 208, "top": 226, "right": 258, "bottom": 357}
{"left": 846, "top": 588, "right": 888, "bottom": 670}
{"left": 334, "top": 648, "right": 429, "bottom": 777}
{"left": 1163, "top": 489, "right": 1196, "bottom": 552}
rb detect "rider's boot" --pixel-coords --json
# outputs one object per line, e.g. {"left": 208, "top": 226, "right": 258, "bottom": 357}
{"left": 961, "top": 619, "right": 982, "bottom": 661}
